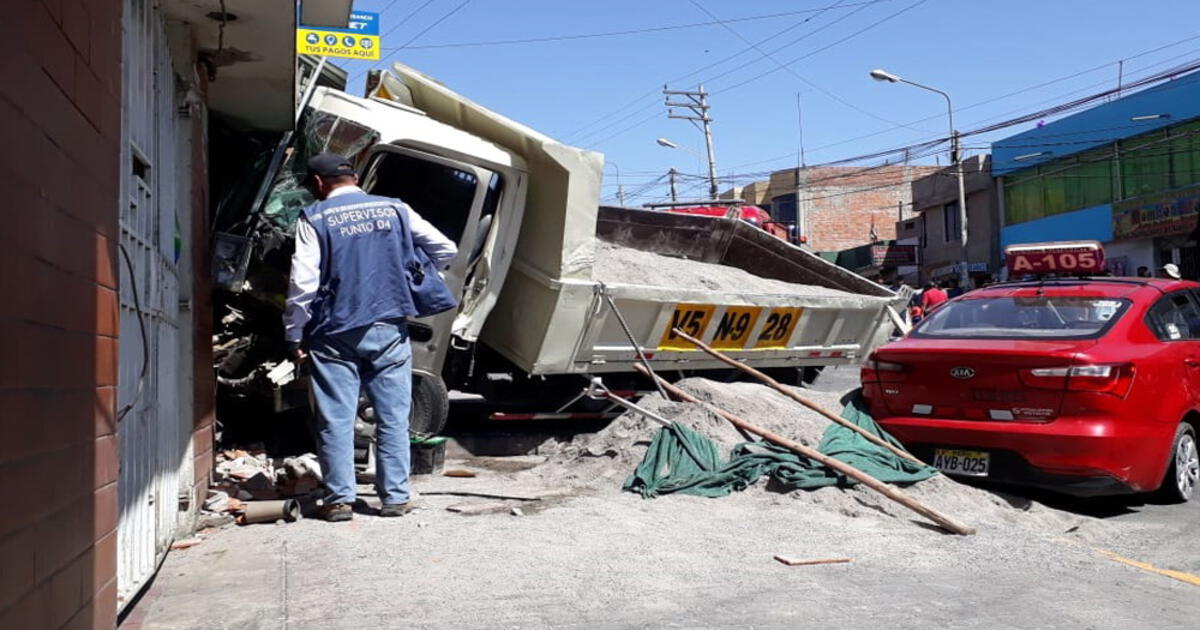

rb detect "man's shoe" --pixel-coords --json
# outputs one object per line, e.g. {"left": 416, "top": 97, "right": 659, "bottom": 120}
{"left": 318, "top": 502, "right": 353, "bottom": 522}
{"left": 379, "top": 502, "right": 413, "bottom": 517}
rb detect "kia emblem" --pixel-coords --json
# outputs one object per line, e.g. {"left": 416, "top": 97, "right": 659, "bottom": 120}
{"left": 950, "top": 366, "right": 976, "bottom": 379}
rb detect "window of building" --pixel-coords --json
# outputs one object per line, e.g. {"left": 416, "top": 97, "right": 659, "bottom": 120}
{"left": 771, "top": 193, "right": 797, "bottom": 224}
{"left": 1063, "top": 146, "right": 1114, "bottom": 210}
{"left": 1169, "top": 120, "right": 1200, "bottom": 189}
{"left": 943, "top": 202, "right": 960, "bottom": 242}
{"left": 1121, "top": 133, "right": 1170, "bottom": 198}
{"left": 1004, "top": 173, "right": 1044, "bottom": 225}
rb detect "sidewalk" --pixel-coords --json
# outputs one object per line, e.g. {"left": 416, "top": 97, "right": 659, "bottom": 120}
{"left": 123, "top": 464, "right": 1198, "bottom": 630}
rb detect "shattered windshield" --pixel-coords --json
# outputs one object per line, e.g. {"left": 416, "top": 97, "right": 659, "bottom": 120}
{"left": 259, "top": 110, "right": 380, "bottom": 233}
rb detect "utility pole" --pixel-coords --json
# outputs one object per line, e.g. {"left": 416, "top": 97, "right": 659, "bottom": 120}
{"left": 664, "top": 85, "right": 719, "bottom": 199}
{"left": 668, "top": 168, "right": 678, "bottom": 202}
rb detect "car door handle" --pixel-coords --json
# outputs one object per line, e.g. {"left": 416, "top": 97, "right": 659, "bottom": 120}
{"left": 1186, "top": 357, "right": 1200, "bottom": 368}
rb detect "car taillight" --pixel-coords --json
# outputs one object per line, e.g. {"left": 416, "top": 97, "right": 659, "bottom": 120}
{"left": 1018, "top": 364, "right": 1135, "bottom": 397}
{"left": 861, "top": 356, "right": 906, "bottom": 383}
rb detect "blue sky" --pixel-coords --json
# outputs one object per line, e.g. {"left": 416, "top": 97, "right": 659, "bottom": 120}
{"left": 328, "top": 0, "right": 1200, "bottom": 203}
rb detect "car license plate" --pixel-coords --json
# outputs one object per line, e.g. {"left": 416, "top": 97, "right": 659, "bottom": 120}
{"left": 933, "top": 449, "right": 989, "bottom": 477}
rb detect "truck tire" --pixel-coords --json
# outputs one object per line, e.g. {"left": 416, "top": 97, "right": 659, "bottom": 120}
{"left": 1156, "top": 423, "right": 1198, "bottom": 503}
{"left": 409, "top": 372, "right": 450, "bottom": 438}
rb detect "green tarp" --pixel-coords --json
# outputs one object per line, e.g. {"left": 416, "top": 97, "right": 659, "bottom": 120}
{"left": 623, "top": 392, "right": 936, "bottom": 498}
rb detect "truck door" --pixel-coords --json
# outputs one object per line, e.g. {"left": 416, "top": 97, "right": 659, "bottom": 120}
{"left": 358, "top": 145, "right": 499, "bottom": 375}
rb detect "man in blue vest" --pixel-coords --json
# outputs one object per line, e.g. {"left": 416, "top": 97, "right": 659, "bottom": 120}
{"left": 284, "top": 152, "right": 457, "bottom": 522}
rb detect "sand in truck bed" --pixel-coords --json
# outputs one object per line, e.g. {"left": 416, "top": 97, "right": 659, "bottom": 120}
{"left": 592, "top": 240, "right": 856, "bottom": 297}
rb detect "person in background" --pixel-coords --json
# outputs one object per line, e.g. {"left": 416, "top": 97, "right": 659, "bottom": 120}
{"left": 1137, "top": 266, "right": 1151, "bottom": 278}
{"left": 1160, "top": 263, "right": 1182, "bottom": 280}
{"left": 920, "top": 281, "right": 949, "bottom": 312}
{"left": 945, "top": 279, "right": 964, "bottom": 299}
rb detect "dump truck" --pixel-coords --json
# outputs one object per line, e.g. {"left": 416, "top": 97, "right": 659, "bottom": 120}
{"left": 212, "top": 63, "right": 908, "bottom": 450}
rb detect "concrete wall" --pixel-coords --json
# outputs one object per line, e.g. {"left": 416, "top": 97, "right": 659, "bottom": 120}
{"left": 0, "top": 1, "right": 124, "bottom": 628}
{"left": 909, "top": 156, "right": 1001, "bottom": 281}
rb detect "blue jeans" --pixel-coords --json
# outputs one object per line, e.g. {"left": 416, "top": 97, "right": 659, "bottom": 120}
{"left": 308, "top": 320, "right": 412, "bottom": 505}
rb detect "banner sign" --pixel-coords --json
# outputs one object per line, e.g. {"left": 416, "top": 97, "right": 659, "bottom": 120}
{"left": 870, "top": 244, "right": 918, "bottom": 266}
{"left": 297, "top": 11, "right": 380, "bottom": 60}
{"left": 1112, "top": 185, "right": 1200, "bottom": 241}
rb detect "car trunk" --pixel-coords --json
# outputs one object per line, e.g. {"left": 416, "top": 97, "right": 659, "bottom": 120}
{"left": 871, "top": 339, "right": 1097, "bottom": 421}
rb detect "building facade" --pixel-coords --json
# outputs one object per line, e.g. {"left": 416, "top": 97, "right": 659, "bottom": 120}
{"left": 725, "top": 164, "right": 937, "bottom": 253}
{"left": 904, "top": 155, "right": 1001, "bottom": 287}
{"left": 0, "top": 1, "right": 347, "bottom": 627}
{"left": 992, "top": 71, "right": 1200, "bottom": 278}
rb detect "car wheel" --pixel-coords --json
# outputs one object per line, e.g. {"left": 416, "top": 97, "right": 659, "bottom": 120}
{"left": 1158, "top": 423, "right": 1199, "bottom": 503}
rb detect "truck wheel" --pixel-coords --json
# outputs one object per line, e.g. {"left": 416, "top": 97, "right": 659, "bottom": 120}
{"left": 409, "top": 373, "right": 450, "bottom": 438}
{"left": 1157, "top": 423, "right": 1198, "bottom": 503}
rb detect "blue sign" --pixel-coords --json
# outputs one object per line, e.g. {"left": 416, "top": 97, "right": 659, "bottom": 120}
{"left": 299, "top": 11, "right": 380, "bottom": 36}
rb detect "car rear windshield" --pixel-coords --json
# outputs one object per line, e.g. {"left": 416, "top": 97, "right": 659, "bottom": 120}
{"left": 913, "top": 296, "right": 1130, "bottom": 339}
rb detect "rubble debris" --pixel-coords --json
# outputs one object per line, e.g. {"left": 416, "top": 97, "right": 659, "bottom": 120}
{"left": 204, "top": 490, "right": 230, "bottom": 513}
{"left": 773, "top": 556, "right": 851, "bottom": 567}
{"left": 170, "top": 537, "right": 205, "bottom": 550}
{"left": 201, "top": 450, "right": 324, "bottom": 527}
{"left": 240, "top": 499, "right": 301, "bottom": 525}
{"left": 443, "top": 469, "right": 478, "bottom": 478}
{"left": 446, "top": 502, "right": 512, "bottom": 515}
{"left": 510, "top": 507, "right": 525, "bottom": 517}
{"left": 197, "top": 513, "right": 236, "bottom": 530}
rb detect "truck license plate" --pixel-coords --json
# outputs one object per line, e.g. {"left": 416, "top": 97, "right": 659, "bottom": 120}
{"left": 933, "top": 449, "right": 989, "bottom": 477}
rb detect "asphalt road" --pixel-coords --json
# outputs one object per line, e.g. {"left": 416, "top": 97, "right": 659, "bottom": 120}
{"left": 816, "top": 364, "right": 1200, "bottom": 577}
{"left": 125, "top": 364, "right": 1199, "bottom": 629}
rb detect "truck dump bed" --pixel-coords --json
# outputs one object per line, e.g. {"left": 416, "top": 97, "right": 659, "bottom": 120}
{"left": 483, "top": 202, "right": 902, "bottom": 375}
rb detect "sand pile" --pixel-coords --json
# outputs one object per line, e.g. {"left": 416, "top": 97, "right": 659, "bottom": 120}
{"left": 592, "top": 241, "right": 853, "bottom": 297}
{"left": 525, "top": 378, "right": 1082, "bottom": 533}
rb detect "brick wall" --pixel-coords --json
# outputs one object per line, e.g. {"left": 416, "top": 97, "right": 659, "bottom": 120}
{"left": 0, "top": 1, "right": 123, "bottom": 629}
{"left": 752, "top": 165, "right": 939, "bottom": 253}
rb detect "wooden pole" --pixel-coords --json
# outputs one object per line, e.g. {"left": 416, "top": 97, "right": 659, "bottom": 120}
{"left": 670, "top": 328, "right": 927, "bottom": 467}
{"left": 635, "top": 365, "right": 976, "bottom": 536}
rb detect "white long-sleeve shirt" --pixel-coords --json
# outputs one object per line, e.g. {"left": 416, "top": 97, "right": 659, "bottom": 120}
{"left": 284, "top": 185, "right": 458, "bottom": 342}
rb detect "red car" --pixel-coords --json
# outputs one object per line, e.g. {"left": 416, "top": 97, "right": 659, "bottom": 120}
{"left": 862, "top": 275, "right": 1200, "bottom": 500}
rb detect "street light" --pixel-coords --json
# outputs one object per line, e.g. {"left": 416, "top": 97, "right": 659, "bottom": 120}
{"left": 870, "top": 68, "right": 969, "bottom": 287}
{"left": 605, "top": 160, "right": 624, "bottom": 205}
{"left": 656, "top": 137, "right": 716, "bottom": 199}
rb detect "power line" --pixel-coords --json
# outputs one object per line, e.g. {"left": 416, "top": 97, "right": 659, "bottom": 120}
{"left": 711, "top": 58, "right": 1200, "bottom": 184}
{"left": 568, "top": 0, "right": 886, "bottom": 145}
{"left": 382, "top": 2, "right": 886, "bottom": 50}
{"left": 730, "top": 35, "right": 1200, "bottom": 172}
{"left": 350, "top": 0, "right": 472, "bottom": 86}
{"left": 686, "top": 0, "right": 930, "bottom": 132}
{"left": 712, "top": 0, "right": 931, "bottom": 96}
{"left": 580, "top": 0, "right": 925, "bottom": 148}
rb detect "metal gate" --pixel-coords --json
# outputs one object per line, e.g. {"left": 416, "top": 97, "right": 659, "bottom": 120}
{"left": 116, "top": 0, "right": 190, "bottom": 611}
